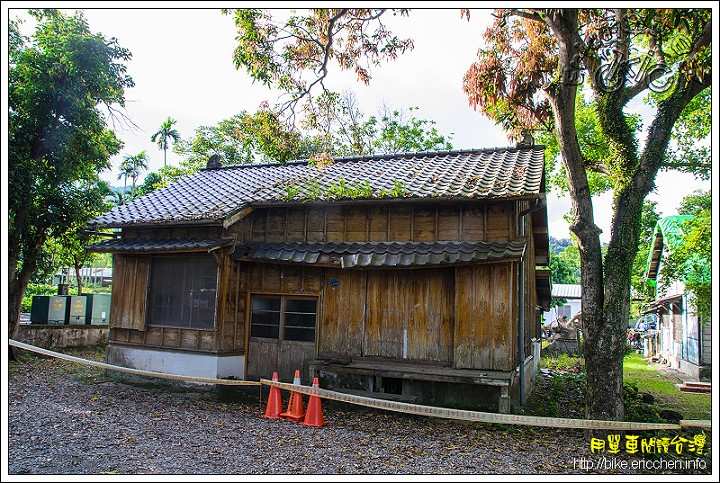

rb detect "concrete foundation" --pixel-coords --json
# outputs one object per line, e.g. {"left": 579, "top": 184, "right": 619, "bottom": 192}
{"left": 18, "top": 324, "right": 109, "bottom": 349}
{"left": 106, "top": 343, "right": 246, "bottom": 384}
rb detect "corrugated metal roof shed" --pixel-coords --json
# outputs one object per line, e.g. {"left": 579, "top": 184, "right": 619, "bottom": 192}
{"left": 645, "top": 215, "right": 694, "bottom": 280}
{"left": 552, "top": 283, "right": 582, "bottom": 299}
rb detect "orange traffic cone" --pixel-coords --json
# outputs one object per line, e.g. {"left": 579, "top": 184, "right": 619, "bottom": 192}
{"left": 262, "top": 372, "right": 283, "bottom": 419}
{"left": 280, "top": 370, "right": 305, "bottom": 422}
{"left": 301, "top": 377, "right": 327, "bottom": 427}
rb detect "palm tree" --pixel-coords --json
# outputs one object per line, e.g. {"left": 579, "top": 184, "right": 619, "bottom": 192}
{"left": 151, "top": 117, "right": 181, "bottom": 167}
{"left": 117, "top": 161, "right": 133, "bottom": 189}
{"left": 118, "top": 150, "right": 149, "bottom": 191}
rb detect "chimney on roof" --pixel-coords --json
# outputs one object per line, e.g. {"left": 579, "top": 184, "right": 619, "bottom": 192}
{"left": 206, "top": 154, "right": 222, "bottom": 169}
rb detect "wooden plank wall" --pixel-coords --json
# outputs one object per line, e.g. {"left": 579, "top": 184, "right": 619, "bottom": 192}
{"left": 319, "top": 268, "right": 454, "bottom": 362}
{"left": 454, "top": 262, "right": 516, "bottom": 371}
{"left": 321, "top": 268, "right": 365, "bottom": 356}
{"left": 109, "top": 199, "right": 534, "bottom": 371}
{"left": 232, "top": 202, "right": 512, "bottom": 243}
{"left": 226, "top": 201, "right": 519, "bottom": 369}
{"left": 109, "top": 226, "right": 226, "bottom": 353}
{"left": 109, "top": 256, "right": 148, "bottom": 331}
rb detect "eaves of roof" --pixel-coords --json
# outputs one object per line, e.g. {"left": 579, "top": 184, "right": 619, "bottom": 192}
{"left": 85, "top": 237, "right": 235, "bottom": 254}
{"left": 231, "top": 240, "right": 526, "bottom": 269}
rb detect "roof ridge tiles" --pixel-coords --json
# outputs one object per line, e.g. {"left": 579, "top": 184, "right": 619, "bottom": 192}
{"left": 199, "top": 145, "right": 545, "bottom": 171}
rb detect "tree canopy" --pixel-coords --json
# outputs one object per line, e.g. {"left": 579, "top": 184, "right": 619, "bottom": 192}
{"left": 8, "top": 9, "right": 133, "bottom": 348}
{"left": 140, "top": 96, "right": 453, "bottom": 193}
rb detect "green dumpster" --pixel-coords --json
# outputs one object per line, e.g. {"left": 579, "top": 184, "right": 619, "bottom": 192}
{"left": 30, "top": 296, "right": 67, "bottom": 324}
{"left": 84, "top": 293, "right": 111, "bottom": 325}
{"left": 65, "top": 295, "right": 87, "bottom": 325}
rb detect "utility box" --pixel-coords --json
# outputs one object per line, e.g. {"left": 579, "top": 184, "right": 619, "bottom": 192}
{"left": 65, "top": 295, "right": 87, "bottom": 325}
{"left": 30, "top": 296, "right": 67, "bottom": 324}
{"left": 85, "top": 293, "right": 111, "bottom": 325}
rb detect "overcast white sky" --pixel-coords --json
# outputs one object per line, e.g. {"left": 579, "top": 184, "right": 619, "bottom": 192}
{"left": 4, "top": 4, "right": 716, "bottom": 244}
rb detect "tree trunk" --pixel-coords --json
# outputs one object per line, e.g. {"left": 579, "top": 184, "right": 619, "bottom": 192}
{"left": 75, "top": 260, "right": 84, "bottom": 295}
{"left": 544, "top": 10, "right": 616, "bottom": 438}
{"left": 8, "top": 262, "right": 35, "bottom": 361}
{"left": 539, "top": 8, "right": 709, "bottom": 442}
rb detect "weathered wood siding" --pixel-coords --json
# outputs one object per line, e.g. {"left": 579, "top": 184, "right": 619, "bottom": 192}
{"left": 320, "top": 268, "right": 454, "bottom": 362}
{"left": 231, "top": 202, "right": 512, "bottom": 243}
{"left": 454, "top": 262, "right": 516, "bottom": 371}
{"left": 108, "top": 226, "right": 233, "bottom": 353}
{"left": 108, "top": 198, "right": 540, "bottom": 372}
{"left": 109, "top": 256, "right": 148, "bottom": 331}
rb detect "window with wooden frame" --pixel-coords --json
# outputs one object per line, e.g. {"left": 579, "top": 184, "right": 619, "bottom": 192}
{"left": 250, "top": 295, "right": 317, "bottom": 342}
{"left": 146, "top": 255, "right": 218, "bottom": 330}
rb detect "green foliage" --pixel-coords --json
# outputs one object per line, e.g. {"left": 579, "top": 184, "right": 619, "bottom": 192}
{"left": 623, "top": 351, "right": 710, "bottom": 421}
{"left": 623, "top": 382, "right": 663, "bottom": 423}
{"left": 165, "top": 96, "right": 453, "bottom": 190}
{"left": 20, "top": 284, "right": 58, "bottom": 312}
{"left": 285, "top": 177, "right": 406, "bottom": 202}
{"left": 659, "top": 190, "right": 712, "bottom": 322}
{"left": 369, "top": 106, "right": 453, "bottom": 154}
{"left": 537, "top": 92, "right": 634, "bottom": 197}
{"left": 532, "top": 353, "right": 709, "bottom": 423}
{"left": 540, "top": 354, "right": 585, "bottom": 373}
{"left": 382, "top": 179, "right": 407, "bottom": 198}
{"left": 302, "top": 91, "right": 454, "bottom": 158}
{"left": 225, "top": 8, "right": 413, "bottom": 112}
{"left": 9, "top": 8, "right": 132, "bottom": 334}
{"left": 630, "top": 201, "right": 661, "bottom": 311}
{"left": 117, "top": 151, "right": 149, "bottom": 190}
{"left": 547, "top": 239, "right": 581, "bottom": 309}
{"left": 284, "top": 185, "right": 301, "bottom": 200}
{"left": 549, "top": 241, "right": 581, "bottom": 285}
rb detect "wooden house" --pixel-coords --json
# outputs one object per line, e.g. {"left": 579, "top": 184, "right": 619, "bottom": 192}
{"left": 87, "top": 146, "right": 551, "bottom": 412}
{"left": 643, "top": 215, "right": 711, "bottom": 381}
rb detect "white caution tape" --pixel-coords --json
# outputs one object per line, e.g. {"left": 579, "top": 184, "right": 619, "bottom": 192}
{"left": 9, "top": 339, "right": 260, "bottom": 386}
{"left": 261, "top": 379, "right": 711, "bottom": 431}
{"left": 9, "top": 340, "right": 709, "bottom": 431}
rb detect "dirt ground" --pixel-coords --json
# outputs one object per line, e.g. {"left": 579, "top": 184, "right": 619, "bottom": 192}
{"left": 5, "top": 348, "right": 713, "bottom": 478}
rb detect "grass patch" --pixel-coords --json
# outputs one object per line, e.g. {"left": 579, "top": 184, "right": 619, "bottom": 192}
{"left": 525, "top": 352, "right": 711, "bottom": 424}
{"left": 623, "top": 351, "right": 711, "bottom": 421}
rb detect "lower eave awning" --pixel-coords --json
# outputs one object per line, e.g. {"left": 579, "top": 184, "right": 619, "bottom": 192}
{"left": 85, "top": 237, "right": 235, "bottom": 254}
{"left": 231, "top": 241, "right": 526, "bottom": 268}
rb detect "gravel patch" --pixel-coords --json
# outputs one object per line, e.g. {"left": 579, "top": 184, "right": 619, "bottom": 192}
{"left": 6, "top": 348, "right": 712, "bottom": 477}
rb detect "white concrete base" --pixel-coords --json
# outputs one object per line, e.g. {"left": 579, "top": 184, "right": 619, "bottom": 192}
{"left": 106, "top": 343, "right": 245, "bottom": 381}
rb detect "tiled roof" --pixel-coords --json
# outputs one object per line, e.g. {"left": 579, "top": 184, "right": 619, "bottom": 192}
{"left": 89, "top": 146, "right": 545, "bottom": 228}
{"left": 231, "top": 241, "right": 526, "bottom": 268}
{"left": 85, "top": 237, "right": 235, "bottom": 253}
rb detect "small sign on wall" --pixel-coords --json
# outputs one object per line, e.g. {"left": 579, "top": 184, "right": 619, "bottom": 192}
{"left": 328, "top": 278, "right": 340, "bottom": 287}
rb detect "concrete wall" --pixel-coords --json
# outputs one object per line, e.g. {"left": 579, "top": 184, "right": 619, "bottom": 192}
{"left": 17, "top": 324, "right": 109, "bottom": 349}
{"left": 106, "top": 343, "right": 246, "bottom": 382}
